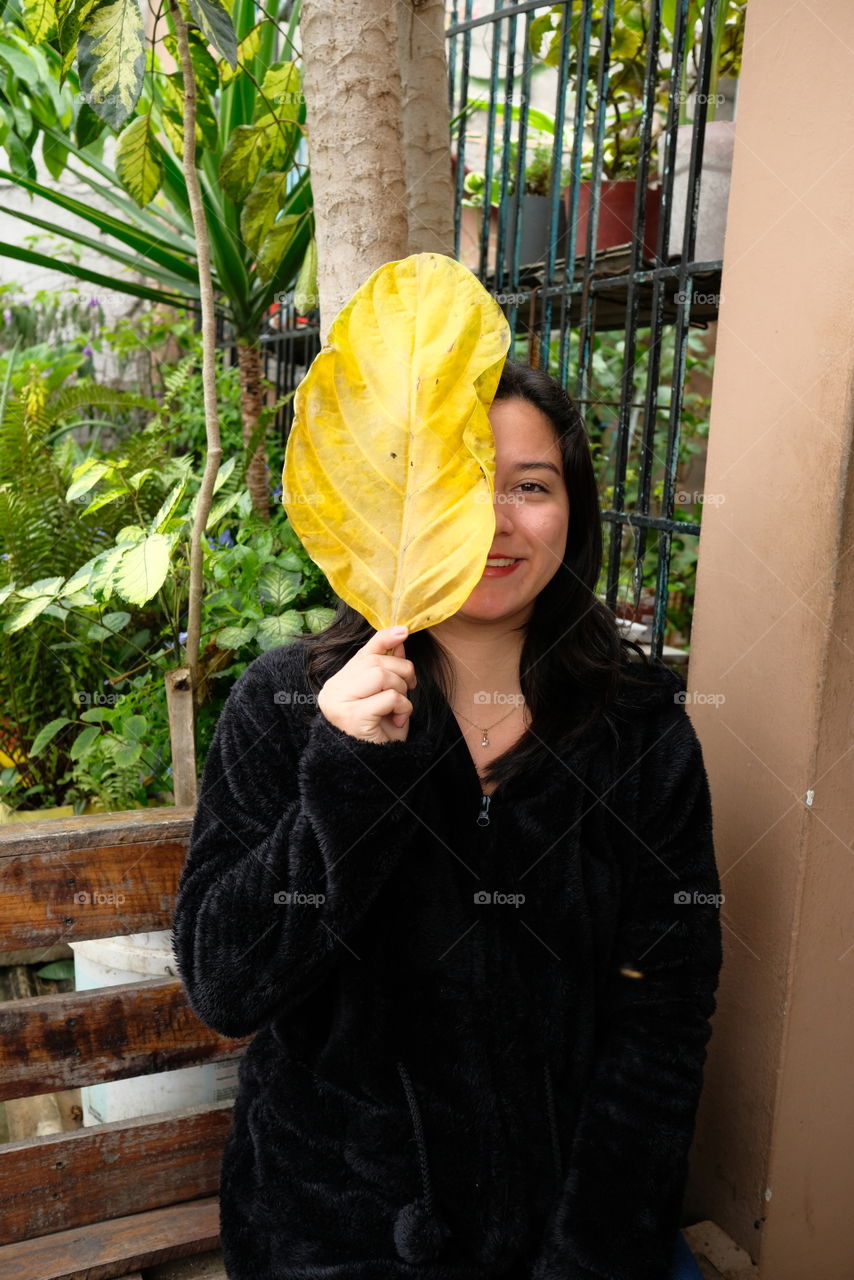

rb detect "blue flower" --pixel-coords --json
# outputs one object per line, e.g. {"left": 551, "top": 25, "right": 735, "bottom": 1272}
{"left": 82, "top": 345, "right": 94, "bottom": 357}
{"left": 179, "top": 630, "right": 188, "bottom": 644}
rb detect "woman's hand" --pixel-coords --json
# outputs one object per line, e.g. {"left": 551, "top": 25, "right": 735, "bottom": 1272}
{"left": 317, "top": 626, "right": 417, "bottom": 744}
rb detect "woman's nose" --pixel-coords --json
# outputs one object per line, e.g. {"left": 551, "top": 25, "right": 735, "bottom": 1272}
{"left": 493, "top": 495, "right": 515, "bottom": 532}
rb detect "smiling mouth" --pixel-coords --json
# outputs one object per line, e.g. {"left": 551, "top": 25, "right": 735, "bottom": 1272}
{"left": 485, "top": 557, "right": 521, "bottom": 567}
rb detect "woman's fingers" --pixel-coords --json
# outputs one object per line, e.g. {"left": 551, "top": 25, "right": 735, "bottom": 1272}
{"left": 316, "top": 626, "right": 417, "bottom": 743}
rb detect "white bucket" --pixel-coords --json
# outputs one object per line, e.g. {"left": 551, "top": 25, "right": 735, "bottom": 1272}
{"left": 70, "top": 929, "right": 241, "bottom": 1125}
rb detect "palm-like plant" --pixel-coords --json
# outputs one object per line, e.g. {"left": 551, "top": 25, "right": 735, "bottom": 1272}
{"left": 0, "top": 0, "right": 314, "bottom": 515}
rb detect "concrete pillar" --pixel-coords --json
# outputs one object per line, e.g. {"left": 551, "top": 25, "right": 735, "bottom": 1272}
{"left": 685, "top": 1, "right": 854, "bottom": 1276}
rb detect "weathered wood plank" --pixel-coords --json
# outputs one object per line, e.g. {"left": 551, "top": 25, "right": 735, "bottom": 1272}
{"left": 0, "top": 809, "right": 194, "bottom": 951}
{"left": 0, "top": 978, "right": 251, "bottom": 1101}
{"left": 0, "top": 1105, "right": 231, "bottom": 1244}
{"left": 0, "top": 1196, "right": 220, "bottom": 1280}
{"left": 0, "top": 808, "right": 194, "bottom": 854}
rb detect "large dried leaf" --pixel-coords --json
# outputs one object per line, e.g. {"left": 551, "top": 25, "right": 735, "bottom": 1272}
{"left": 282, "top": 252, "right": 510, "bottom": 633}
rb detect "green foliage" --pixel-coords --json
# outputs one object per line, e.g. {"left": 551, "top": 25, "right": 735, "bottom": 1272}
{"left": 0, "top": 340, "right": 336, "bottom": 813}
{"left": 0, "top": 0, "right": 313, "bottom": 340}
{"left": 518, "top": 325, "right": 716, "bottom": 647}
{"left": 527, "top": 0, "right": 747, "bottom": 181}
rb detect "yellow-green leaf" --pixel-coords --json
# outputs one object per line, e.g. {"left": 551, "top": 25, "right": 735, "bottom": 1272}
{"left": 115, "top": 112, "right": 163, "bottom": 206}
{"left": 255, "top": 213, "right": 299, "bottom": 283}
{"left": 160, "top": 108, "right": 184, "bottom": 160}
{"left": 240, "top": 171, "right": 287, "bottom": 257}
{"left": 257, "top": 60, "right": 301, "bottom": 123}
{"left": 23, "top": 0, "right": 54, "bottom": 41}
{"left": 282, "top": 252, "right": 511, "bottom": 633}
{"left": 77, "top": 0, "right": 145, "bottom": 129}
{"left": 254, "top": 111, "right": 299, "bottom": 170}
{"left": 114, "top": 532, "right": 171, "bottom": 605}
{"left": 293, "top": 236, "right": 318, "bottom": 315}
{"left": 219, "top": 21, "right": 261, "bottom": 86}
{"left": 219, "top": 123, "right": 270, "bottom": 204}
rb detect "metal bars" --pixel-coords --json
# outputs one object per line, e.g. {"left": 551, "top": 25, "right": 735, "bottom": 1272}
{"left": 448, "top": 0, "right": 731, "bottom": 659}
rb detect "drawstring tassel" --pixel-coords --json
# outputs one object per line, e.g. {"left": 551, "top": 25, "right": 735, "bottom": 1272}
{"left": 394, "top": 1060, "right": 452, "bottom": 1263}
{"left": 543, "top": 1059, "right": 563, "bottom": 1185}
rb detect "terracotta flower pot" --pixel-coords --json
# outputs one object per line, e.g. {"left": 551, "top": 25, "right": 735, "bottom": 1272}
{"left": 565, "top": 179, "right": 661, "bottom": 262}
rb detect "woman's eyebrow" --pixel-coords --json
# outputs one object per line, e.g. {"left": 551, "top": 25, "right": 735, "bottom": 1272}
{"left": 512, "top": 461, "right": 562, "bottom": 477}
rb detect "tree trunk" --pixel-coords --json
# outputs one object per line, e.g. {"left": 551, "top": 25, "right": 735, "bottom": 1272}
{"left": 301, "top": 0, "right": 455, "bottom": 340}
{"left": 398, "top": 0, "right": 455, "bottom": 255}
{"left": 237, "top": 342, "right": 270, "bottom": 519}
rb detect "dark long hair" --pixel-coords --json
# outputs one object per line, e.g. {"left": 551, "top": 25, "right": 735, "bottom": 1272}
{"left": 294, "top": 360, "right": 651, "bottom": 788}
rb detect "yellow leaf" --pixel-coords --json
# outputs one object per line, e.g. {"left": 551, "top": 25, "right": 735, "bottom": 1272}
{"left": 281, "top": 253, "right": 510, "bottom": 633}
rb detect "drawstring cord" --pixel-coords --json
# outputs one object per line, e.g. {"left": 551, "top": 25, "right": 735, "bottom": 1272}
{"left": 393, "top": 1059, "right": 451, "bottom": 1263}
{"left": 396, "top": 1059, "right": 438, "bottom": 1219}
{"left": 392, "top": 1054, "right": 563, "bottom": 1263}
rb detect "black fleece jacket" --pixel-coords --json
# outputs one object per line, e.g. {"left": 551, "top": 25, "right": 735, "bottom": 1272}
{"left": 171, "top": 640, "right": 723, "bottom": 1280}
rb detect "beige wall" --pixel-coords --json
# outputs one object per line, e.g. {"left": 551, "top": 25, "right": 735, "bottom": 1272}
{"left": 686, "top": 0, "right": 854, "bottom": 1275}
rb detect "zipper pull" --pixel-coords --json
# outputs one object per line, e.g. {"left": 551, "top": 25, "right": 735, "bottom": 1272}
{"left": 477, "top": 793, "right": 491, "bottom": 827}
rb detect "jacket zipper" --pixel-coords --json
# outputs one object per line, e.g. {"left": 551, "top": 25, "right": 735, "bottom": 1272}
{"left": 477, "top": 793, "right": 491, "bottom": 826}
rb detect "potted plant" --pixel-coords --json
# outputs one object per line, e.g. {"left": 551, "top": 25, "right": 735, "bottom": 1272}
{"left": 504, "top": 143, "right": 569, "bottom": 272}
{"left": 462, "top": 143, "right": 569, "bottom": 272}
{"left": 530, "top": 0, "right": 746, "bottom": 264}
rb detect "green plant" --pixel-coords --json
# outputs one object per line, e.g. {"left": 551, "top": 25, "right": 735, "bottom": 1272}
{"left": 0, "top": 411, "right": 337, "bottom": 812}
{"left": 529, "top": 0, "right": 747, "bottom": 182}
{"left": 0, "top": 0, "right": 313, "bottom": 516}
{"left": 518, "top": 324, "right": 716, "bottom": 647}
{"left": 0, "top": 338, "right": 166, "bottom": 809}
{"left": 462, "top": 140, "right": 571, "bottom": 207}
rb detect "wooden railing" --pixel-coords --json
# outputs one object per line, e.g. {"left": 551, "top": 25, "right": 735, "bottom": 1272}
{"left": 0, "top": 807, "right": 249, "bottom": 1279}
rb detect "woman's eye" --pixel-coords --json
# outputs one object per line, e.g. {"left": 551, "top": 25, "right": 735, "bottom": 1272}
{"left": 516, "top": 481, "right": 548, "bottom": 494}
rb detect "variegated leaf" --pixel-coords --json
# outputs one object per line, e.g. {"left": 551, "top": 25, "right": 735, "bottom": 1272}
{"left": 78, "top": 0, "right": 145, "bottom": 128}
{"left": 219, "top": 123, "right": 270, "bottom": 203}
{"left": 186, "top": 0, "right": 237, "bottom": 69}
{"left": 115, "top": 112, "right": 163, "bottom": 206}
{"left": 22, "top": 0, "right": 54, "bottom": 41}
{"left": 255, "top": 213, "right": 299, "bottom": 284}
{"left": 240, "top": 171, "right": 287, "bottom": 256}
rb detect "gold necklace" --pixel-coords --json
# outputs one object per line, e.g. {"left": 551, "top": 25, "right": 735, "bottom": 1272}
{"left": 452, "top": 700, "right": 526, "bottom": 748}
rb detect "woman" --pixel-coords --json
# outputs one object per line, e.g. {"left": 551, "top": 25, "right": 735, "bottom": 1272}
{"left": 172, "top": 360, "right": 722, "bottom": 1280}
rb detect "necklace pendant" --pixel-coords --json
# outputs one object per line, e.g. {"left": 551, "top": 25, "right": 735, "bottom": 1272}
{"left": 481, "top": 731, "right": 489, "bottom": 747}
